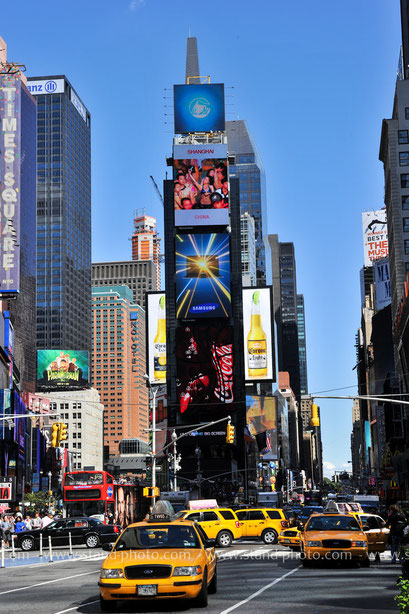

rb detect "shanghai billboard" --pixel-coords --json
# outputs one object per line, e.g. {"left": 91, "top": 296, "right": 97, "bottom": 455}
{"left": 176, "top": 322, "right": 233, "bottom": 415}
{"left": 362, "top": 210, "right": 388, "bottom": 267}
{"left": 243, "top": 288, "right": 274, "bottom": 382}
{"left": 173, "top": 144, "right": 229, "bottom": 227}
{"left": 37, "top": 350, "right": 89, "bottom": 390}
{"left": 0, "top": 74, "right": 21, "bottom": 294}
{"left": 147, "top": 292, "right": 167, "bottom": 384}
{"left": 174, "top": 84, "right": 225, "bottom": 134}
{"left": 176, "top": 233, "right": 232, "bottom": 318}
{"left": 246, "top": 395, "right": 278, "bottom": 458}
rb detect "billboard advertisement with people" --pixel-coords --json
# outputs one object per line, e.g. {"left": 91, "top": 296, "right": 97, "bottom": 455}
{"left": 37, "top": 350, "right": 89, "bottom": 390}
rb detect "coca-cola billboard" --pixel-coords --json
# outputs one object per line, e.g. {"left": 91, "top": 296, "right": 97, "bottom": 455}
{"left": 175, "top": 322, "right": 233, "bottom": 416}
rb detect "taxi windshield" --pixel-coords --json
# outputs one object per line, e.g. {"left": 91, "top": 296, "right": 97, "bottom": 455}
{"left": 114, "top": 525, "right": 201, "bottom": 550}
{"left": 307, "top": 515, "right": 361, "bottom": 532}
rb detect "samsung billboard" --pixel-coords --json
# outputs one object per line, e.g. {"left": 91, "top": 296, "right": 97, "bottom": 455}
{"left": 174, "top": 84, "right": 225, "bottom": 134}
{"left": 0, "top": 74, "right": 21, "bottom": 294}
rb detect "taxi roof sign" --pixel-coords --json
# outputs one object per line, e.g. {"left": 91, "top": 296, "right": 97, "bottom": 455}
{"left": 148, "top": 500, "right": 176, "bottom": 522}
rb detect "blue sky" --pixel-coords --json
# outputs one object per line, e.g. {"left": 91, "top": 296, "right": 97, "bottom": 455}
{"left": 1, "top": 0, "right": 402, "bottom": 477}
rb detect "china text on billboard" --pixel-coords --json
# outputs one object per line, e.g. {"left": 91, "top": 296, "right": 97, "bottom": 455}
{"left": 0, "top": 76, "right": 21, "bottom": 293}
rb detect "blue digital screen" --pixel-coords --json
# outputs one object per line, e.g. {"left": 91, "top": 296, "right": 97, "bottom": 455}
{"left": 174, "top": 84, "right": 225, "bottom": 134}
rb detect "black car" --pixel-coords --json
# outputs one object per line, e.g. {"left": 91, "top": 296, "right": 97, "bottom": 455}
{"left": 297, "top": 505, "right": 324, "bottom": 524}
{"left": 17, "top": 517, "right": 121, "bottom": 551}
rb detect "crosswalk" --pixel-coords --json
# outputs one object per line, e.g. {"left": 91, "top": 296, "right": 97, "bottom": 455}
{"left": 215, "top": 546, "right": 395, "bottom": 562}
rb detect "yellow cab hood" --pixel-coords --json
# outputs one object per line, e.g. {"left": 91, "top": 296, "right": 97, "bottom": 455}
{"left": 103, "top": 548, "right": 204, "bottom": 569}
{"left": 305, "top": 530, "right": 366, "bottom": 541}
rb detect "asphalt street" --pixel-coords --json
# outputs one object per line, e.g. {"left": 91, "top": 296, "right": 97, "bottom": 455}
{"left": 0, "top": 544, "right": 400, "bottom": 614}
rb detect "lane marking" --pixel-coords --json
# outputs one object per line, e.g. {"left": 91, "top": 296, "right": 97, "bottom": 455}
{"left": 0, "top": 570, "right": 98, "bottom": 595}
{"left": 1, "top": 554, "right": 106, "bottom": 570}
{"left": 218, "top": 549, "right": 249, "bottom": 559}
{"left": 53, "top": 599, "right": 99, "bottom": 614}
{"left": 219, "top": 565, "right": 301, "bottom": 614}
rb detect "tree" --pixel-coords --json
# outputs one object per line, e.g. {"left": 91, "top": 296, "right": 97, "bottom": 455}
{"left": 24, "top": 491, "right": 56, "bottom": 513}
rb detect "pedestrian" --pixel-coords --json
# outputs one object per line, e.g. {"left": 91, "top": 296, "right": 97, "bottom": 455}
{"left": 24, "top": 515, "right": 33, "bottom": 530}
{"left": 32, "top": 511, "right": 41, "bottom": 529}
{"left": 386, "top": 504, "right": 407, "bottom": 563}
{"left": 107, "top": 512, "right": 114, "bottom": 525}
{"left": 40, "top": 512, "right": 53, "bottom": 530}
{"left": 2, "top": 515, "right": 12, "bottom": 547}
{"left": 15, "top": 516, "right": 26, "bottom": 533}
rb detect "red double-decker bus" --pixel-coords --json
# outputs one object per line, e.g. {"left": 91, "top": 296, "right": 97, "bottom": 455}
{"left": 63, "top": 470, "right": 146, "bottom": 527}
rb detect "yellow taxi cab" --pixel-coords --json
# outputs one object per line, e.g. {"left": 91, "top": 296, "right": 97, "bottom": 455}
{"left": 300, "top": 512, "right": 369, "bottom": 567}
{"left": 235, "top": 508, "right": 289, "bottom": 544}
{"left": 278, "top": 527, "right": 301, "bottom": 550}
{"left": 352, "top": 512, "right": 390, "bottom": 555}
{"left": 99, "top": 502, "right": 217, "bottom": 611}
{"left": 176, "top": 507, "right": 242, "bottom": 547}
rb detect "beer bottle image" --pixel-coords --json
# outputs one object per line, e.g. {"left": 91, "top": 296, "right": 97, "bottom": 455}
{"left": 154, "top": 295, "right": 166, "bottom": 380}
{"left": 247, "top": 290, "right": 267, "bottom": 377}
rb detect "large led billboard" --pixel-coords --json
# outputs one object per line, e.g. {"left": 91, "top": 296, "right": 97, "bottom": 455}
{"left": 0, "top": 74, "right": 21, "bottom": 294}
{"left": 147, "top": 292, "right": 166, "bottom": 384}
{"left": 174, "top": 84, "right": 225, "bottom": 134}
{"left": 176, "top": 233, "right": 232, "bottom": 318}
{"left": 243, "top": 287, "right": 274, "bottom": 382}
{"left": 246, "top": 395, "right": 278, "bottom": 458}
{"left": 173, "top": 143, "right": 229, "bottom": 227}
{"left": 176, "top": 322, "right": 233, "bottom": 414}
{"left": 362, "top": 210, "right": 388, "bottom": 267}
{"left": 37, "top": 350, "right": 89, "bottom": 390}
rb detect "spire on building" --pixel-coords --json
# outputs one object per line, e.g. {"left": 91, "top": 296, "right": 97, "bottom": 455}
{"left": 185, "top": 36, "right": 200, "bottom": 84}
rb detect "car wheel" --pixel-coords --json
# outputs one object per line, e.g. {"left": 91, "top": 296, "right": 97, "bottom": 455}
{"left": 85, "top": 533, "right": 100, "bottom": 548}
{"left": 208, "top": 567, "right": 217, "bottom": 594}
{"left": 361, "top": 556, "right": 370, "bottom": 568}
{"left": 216, "top": 530, "right": 232, "bottom": 548}
{"left": 100, "top": 595, "right": 117, "bottom": 612}
{"left": 195, "top": 569, "right": 208, "bottom": 607}
{"left": 262, "top": 529, "right": 278, "bottom": 545}
{"left": 20, "top": 537, "right": 35, "bottom": 551}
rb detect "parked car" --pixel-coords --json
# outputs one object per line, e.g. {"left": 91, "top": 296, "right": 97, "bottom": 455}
{"left": 17, "top": 517, "right": 121, "bottom": 551}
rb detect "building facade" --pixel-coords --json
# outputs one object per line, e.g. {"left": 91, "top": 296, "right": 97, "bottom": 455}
{"left": 92, "top": 260, "right": 157, "bottom": 309}
{"left": 297, "top": 295, "right": 308, "bottom": 395}
{"left": 27, "top": 75, "right": 91, "bottom": 352}
{"left": 240, "top": 212, "right": 257, "bottom": 287}
{"left": 131, "top": 212, "right": 161, "bottom": 290}
{"left": 91, "top": 286, "right": 148, "bottom": 458}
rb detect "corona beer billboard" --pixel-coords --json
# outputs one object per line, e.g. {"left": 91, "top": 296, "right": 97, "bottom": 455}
{"left": 173, "top": 144, "right": 229, "bottom": 226}
{"left": 174, "top": 84, "right": 225, "bottom": 134}
{"left": 243, "top": 287, "right": 275, "bottom": 382}
{"left": 0, "top": 74, "right": 21, "bottom": 294}
{"left": 176, "top": 233, "right": 232, "bottom": 318}
{"left": 37, "top": 350, "right": 89, "bottom": 391}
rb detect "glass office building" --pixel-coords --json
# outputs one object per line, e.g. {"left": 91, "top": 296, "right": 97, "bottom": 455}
{"left": 297, "top": 294, "right": 308, "bottom": 395}
{"left": 27, "top": 76, "right": 91, "bottom": 351}
{"left": 226, "top": 120, "right": 270, "bottom": 286}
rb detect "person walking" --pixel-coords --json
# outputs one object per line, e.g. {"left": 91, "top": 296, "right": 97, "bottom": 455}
{"left": 40, "top": 512, "right": 53, "bottom": 529}
{"left": 24, "top": 515, "right": 33, "bottom": 530}
{"left": 32, "top": 512, "right": 41, "bottom": 529}
{"left": 387, "top": 504, "right": 407, "bottom": 563}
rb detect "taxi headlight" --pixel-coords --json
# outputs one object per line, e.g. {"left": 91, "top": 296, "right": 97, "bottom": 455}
{"left": 173, "top": 566, "right": 202, "bottom": 576}
{"left": 305, "top": 540, "right": 322, "bottom": 547}
{"left": 100, "top": 568, "right": 124, "bottom": 579}
{"left": 351, "top": 541, "right": 366, "bottom": 547}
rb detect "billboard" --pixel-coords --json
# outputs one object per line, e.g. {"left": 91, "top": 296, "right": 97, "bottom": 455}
{"left": 175, "top": 233, "right": 231, "bottom": 318}
{"left": 362, "top": 210, "right": 388, "bottom": 267}
{"left": 374, "top": 258, "right": 391, "bottom": 311}
{"left": 174, "top": 84, "right": 225, "bottom": 134}
{"left": 246, "top": 395, "right": 278, "bottom": 458}
{"left": 176, "top": 322, "right": 233, "bottom": 414}
{"left": 37, "top": 350, "right": 89, "bottom": 390}
{"left": 0, "top": 74, "right": 21, "bottom": 294}
{"left": 147, "top": 292, "right": 166, "bottom": 384}
{"left": 27, "top": 78, "right": 65, "bottom": 95}
{"left": 173, "top": 144, "right": 229, "bottom": 227}
{"left": 243, "top": 288, "right": 274, "bottom": 381}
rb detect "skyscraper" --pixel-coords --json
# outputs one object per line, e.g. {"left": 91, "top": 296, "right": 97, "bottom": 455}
{"left": 297, "top": 294, "right": 308, "bottom": 395}
{"left": 131, "top": 211, "right": 161, "bottom": 290}
{"left": 92, "top": 260, "right": 158, "bottom": 308}
{"left": 226, "top": 120, "right": 270, "bottom": 285}
{"left": 240, "top": 213, "right": 257, "bottom": 287}
{"left": 27, "top": 75, "right": 91, "bottom": 352}
{"left": 185, "top": 37, "right": 200, "bottom": 84}
{"left": 91, "top": 285, "right": 148, "bottom": 458}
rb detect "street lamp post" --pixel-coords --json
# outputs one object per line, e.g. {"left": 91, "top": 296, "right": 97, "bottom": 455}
{"left": 195, "top": 446, "right": 202, "bottom": 499}
{"left": 48, "top": 471, "right": 52, "bottom": 510}
{"left": 150, "top": 385, "right": 159, "bottom": 506}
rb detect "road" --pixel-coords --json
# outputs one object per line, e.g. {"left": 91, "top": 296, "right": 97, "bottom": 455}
{"left": 0, "top": 544, "right": 400, "bottom": 614}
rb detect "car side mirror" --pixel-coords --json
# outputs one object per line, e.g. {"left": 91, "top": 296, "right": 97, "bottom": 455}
{"left": 102, "top": 543, "right": 113, "bottom": 552}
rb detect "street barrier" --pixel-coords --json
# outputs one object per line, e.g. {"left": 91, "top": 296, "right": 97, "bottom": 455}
{"left": 39, "top": 533, "right": 43, "bottom": 558}
{"left": 11, "top": 534, "right": 15, "bottom": 559}
{"left": 1, "top": 542, "right": 4, "bottom": 568}
{"left": 48, "top": 535, "right": 53, "bottom": 563}
{"left": 68, "top": 532, "right": 73, "bottom": 556}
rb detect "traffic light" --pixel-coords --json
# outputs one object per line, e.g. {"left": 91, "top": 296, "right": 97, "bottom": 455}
{"left": 226, "top": 423, "right": 235, "bottom": 444}
{"left": 51, "top": 423, "right": 60, "bottom": 447}
{"left": 143, "top": 486, "right": 160, "bottom": 498}
{"left": 310, "top": 404, "right": 320, "bottom": 428}
{"left": 59, "top": 423, "right": 68, "bottom": 445}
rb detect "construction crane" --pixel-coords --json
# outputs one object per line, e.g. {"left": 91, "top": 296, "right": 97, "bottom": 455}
{"left": 150, "top": 175, "right": 164, "bottom": 207}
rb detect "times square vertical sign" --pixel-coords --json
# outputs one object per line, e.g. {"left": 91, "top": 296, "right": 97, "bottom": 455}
{"left": 0, "top": 74, "right": 21, "bottom": 294}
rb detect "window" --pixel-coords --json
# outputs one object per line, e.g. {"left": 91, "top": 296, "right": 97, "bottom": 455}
{"left": 219, "top": 510, "right": 235, "bottom": 520}
{"left": 400, "top": 152, "right": 409, "bottom": 166}
{"left": 401, "top": 174, "right": 409, "bottom": 188}
{"left": 405, "top": 240, "right": 409, "bottom": 255}
{"left": 202, "top": 512, "right": 218, "bottom": 521}
{"left": 186, "top": 513, "right": 201, "bottom": 521}
{"left": 266, "top": 510, "right": 282, "bottom": 520}
{"left": 399, "top": 130, "right": 409, "bottom": 144}
{"left": 404, "top": 218, "right": 409, "bottom": 232}
{"left": 248, "top": 510, "right": 265, "bottom": 520}
{"left": 406, "top": 108, "right": 409, "bottom": 120}
{"left": 403, "top": 195, "right": 409, "bottom": 210}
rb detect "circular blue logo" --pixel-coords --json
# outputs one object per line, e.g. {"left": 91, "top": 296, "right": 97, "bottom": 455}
{"left": 107, "top": 485, "right": 113, "bottom": 498}
{"left": 45, "top": 80, "right": 58, "bottom": 93}
{"left": 189, "top": 97, "right": 211, "bottom": 119}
